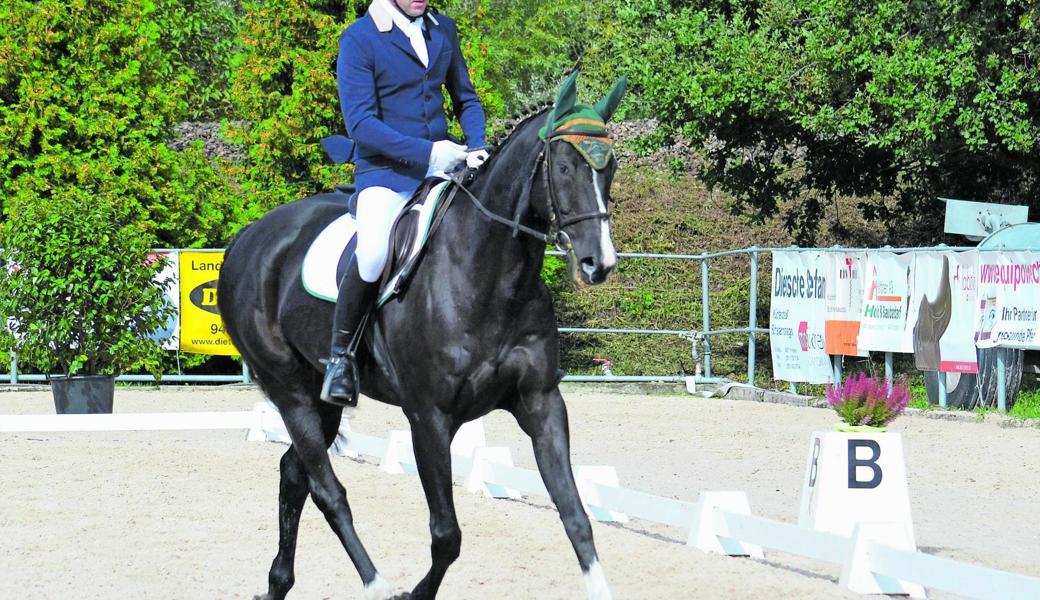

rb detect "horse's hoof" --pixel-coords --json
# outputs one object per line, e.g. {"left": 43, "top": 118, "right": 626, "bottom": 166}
{"left": 390, "top": 594, "right": 410, "bottom": 600}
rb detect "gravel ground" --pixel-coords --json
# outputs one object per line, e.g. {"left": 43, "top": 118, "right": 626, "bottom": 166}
{"left": 2, "top": 386, "right": 1037, "bottom": 599}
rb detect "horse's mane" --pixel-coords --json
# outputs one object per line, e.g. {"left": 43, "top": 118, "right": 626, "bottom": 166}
{"left": 488, "top": 100, "right": 555, "bottom": 149}
{"left": 461, "top": 101, "right": 553, "bottom": 184}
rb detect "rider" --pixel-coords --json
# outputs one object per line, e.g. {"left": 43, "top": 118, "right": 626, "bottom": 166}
{"left": 324, "top": 0, "right": 489, "bottom": 405}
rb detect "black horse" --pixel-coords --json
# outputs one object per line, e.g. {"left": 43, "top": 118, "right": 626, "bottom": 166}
{"left": 219, "top": 73, "right": 626, "bottom": 600}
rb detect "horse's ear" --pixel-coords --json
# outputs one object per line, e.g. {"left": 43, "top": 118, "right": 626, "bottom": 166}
{"left": 552, "top": 70, "right": 579, "bottom": 120}
{"left": 594, "top": 76, "right": 628, "bottom": 123}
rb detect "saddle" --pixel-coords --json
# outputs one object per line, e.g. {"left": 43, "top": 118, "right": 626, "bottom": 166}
{"left": 301, "top": 178, "right": 456, "bottom": 308}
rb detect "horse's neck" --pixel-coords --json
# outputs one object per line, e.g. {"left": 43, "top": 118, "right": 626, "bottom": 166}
{"left": 436, "top": 181, "right": 545, "bottom": 299}
{"left": 430, "top": 134, "right": 547, "bottom": 301}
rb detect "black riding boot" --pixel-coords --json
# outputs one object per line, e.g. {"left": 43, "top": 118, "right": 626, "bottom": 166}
{"left": 321, "top": 259, "right": 378, "bottom": 406}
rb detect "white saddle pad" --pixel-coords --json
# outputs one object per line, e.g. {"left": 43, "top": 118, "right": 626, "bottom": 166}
{"left": 301, "top": 180, "right": 451, "bottom": 304}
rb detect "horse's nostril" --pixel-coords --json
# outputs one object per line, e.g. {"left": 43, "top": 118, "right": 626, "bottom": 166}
{"left": 580, "top": 258, "right": 596, "bottom": 275}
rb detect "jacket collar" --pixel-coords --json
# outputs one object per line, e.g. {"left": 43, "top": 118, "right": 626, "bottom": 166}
{"left": 369, "top": 0, "right": 438, "bottom": 33}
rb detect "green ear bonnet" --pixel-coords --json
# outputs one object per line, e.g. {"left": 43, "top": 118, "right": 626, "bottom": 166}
{"left": 538, "top": 72, "right": 628, "bottom": 170}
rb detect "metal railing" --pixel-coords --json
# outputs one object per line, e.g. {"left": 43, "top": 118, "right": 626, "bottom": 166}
{"left": 4, "top": 246, "right": 1035, "bottom": 408}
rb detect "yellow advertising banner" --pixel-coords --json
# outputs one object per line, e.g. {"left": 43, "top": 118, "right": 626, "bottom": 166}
{"left": 179, "top": 251, "right": 238, "bottom": 355}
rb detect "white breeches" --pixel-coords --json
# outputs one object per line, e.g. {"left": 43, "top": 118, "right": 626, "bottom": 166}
{"left": 355, "top": 187, "right": 410, "bottom": 282}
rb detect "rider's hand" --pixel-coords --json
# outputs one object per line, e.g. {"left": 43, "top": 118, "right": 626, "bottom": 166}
{"left": 466, "top": 149, "right": 489, "bottom": 169}
{"left": 429, "top": 140, "right": 468, "bottom": 173}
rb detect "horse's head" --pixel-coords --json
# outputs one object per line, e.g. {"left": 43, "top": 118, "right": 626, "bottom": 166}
{"left": 533, "top": 72, "right": 627, "bottom": 285}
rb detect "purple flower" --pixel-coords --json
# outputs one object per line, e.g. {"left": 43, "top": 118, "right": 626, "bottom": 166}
{"left": 828, "top": 372, "right": 910, "bottom": 427}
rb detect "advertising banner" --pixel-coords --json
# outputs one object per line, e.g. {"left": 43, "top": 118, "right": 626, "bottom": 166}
{"left": 910, "top": 251, "right": 978, "bottom": 373}
{"left": 770, "top": 251, "right": 833, "bottom": 384}
{"left": 179, "top": 251, "right": 237, "bottom": 355}
{"left": 824, "top": 252, "right": 867, "bottom": 356}
{"left": 148, "top": 251, "right": 179, "bottom": 350}
{"left": 858, "top": 253, "right": 914, "bottom": 353}
{"left": 976, "top": 251, "right": 1040, "bottom": 350}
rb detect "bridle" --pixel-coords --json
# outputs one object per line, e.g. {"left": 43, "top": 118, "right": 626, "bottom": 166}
{"left": 449, "top": 122, "right": 612, "bottom": 255}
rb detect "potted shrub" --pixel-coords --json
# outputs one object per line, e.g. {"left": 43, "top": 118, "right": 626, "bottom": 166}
{"left": 0, "top": 194, "right": 173, "bottom": 413}
{"left": 826, "top": 372, "right": 911, "bottom": 432}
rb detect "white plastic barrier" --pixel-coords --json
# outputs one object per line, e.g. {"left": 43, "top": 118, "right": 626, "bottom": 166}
{"left": 0, "top": 411, "right": 259, "bottom": 433}
{"left": 6, "top": 406, "right": 1040, "bottom": 599}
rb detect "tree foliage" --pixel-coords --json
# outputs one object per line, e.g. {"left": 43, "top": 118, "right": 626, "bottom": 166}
{"left": 610, "top": 0, "right": 1040, "bottom": 243}
{"left": 0, "top": 0, "right": 240, "bottom": 247}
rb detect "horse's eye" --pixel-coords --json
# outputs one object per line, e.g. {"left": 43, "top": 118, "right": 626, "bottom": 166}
{"left": 557, "top": 163, "right": 570, "bottom": 175}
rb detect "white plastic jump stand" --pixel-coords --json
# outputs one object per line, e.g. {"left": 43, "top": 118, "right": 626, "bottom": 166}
{"left": 574, "top": 466, "right": 629, "bottom": 523}
{"left": 329, "top": 416, "right": 359, "bottom": 459}
{"left": 798, "top": 431, "right": 916, "bottom": 544}
{"left": 840, "top": 522, "right": 926, "bottom": 598}
{"left": 450, "top": 418, "right": 487, "bottom": 457}
{"left": 686, "top": 491, "right": 764, "bottom": 558}
{"left": 380, "top": 430, "right": 417, "bottom": 475}
{"left": 465, "top": 446, "right": 521, "bottom": 499}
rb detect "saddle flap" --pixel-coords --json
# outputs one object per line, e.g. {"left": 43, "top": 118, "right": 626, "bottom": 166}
{"left": 301, "top": 180, "right": 453, "bottom": 305}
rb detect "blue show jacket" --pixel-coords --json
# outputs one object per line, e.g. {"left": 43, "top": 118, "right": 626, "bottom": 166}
{"left": 337, "top": 3, "right": 487, "bottom": 193}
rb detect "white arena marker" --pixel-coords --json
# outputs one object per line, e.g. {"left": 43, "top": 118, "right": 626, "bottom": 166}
{"left": 840, "top": 522, "right": 926, "bottom": 598}
{"left": 686, "top": 491, "right": 764, "bottom": 558}
{"left": 246, "top": 401, "right": 273, "bottom": 442}
{"left": 0, "top": 411, "right": 259, "bottom": 433}
{"left": 574, "top": 465, "right": 628, "bottom": 523}
{"left": 380, "top": 430, "right": 416, "bottom": 475}
{"left": 329, "top": 416, "right": 359, "bottom": 459}
{"left": 450, "top": 418, "right": 486, "bottom": 457}
{"left": 465, "top": 446, "right": 520, "bottom": 499}
{"left": 798, "top": 431, "right": 916, "bottom": 543}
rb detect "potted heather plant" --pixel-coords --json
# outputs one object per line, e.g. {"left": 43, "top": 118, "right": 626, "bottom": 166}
{"left": 826, "top": 373, "right": 911, "bottom": 432}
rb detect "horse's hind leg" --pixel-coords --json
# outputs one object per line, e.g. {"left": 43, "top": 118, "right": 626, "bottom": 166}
{"left": 264, "top": 385, "right": 396, "bottom": 600}
{"left": 255, "top": 402, "right": 341, "bottom": 600}
{"left": 511, "top": 386, "right": 613, "bottom": 600}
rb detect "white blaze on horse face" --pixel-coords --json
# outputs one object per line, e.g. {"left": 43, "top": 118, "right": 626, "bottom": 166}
{"left": 583, "top": 560, "right": 613, "bottom": 600}
{"left": 591, "top": 173, "right": 617, "bottom": 270}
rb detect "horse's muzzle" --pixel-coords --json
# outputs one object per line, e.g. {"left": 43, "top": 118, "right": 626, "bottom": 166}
{"left": 579, "top": 256, "right": 614, "bottom": 285}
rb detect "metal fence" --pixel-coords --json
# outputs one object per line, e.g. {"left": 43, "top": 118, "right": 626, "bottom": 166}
{"left": 4, "top": 246, "right": 1034, "bottom": 410}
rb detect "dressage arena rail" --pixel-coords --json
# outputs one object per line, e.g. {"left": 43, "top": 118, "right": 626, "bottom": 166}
{"left": 4, "top": 404, "right": 1040, "bottom": 599}
{"left": 4, "top": 245, "right": 1033, "bottom": 408}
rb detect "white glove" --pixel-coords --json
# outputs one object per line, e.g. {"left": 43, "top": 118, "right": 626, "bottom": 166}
{"left": 466, "top": 149, "right": 489, "bottom": 169}
{"left": 428, "top": 140, "right": 468, "bottom": 173}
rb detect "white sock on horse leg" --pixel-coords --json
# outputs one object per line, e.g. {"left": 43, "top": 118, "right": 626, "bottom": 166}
{"left": 584, "top": 560, "right": 613, "bottom": 600}
{"left": 363, "top": 573, "right": 395, "bottom": 600}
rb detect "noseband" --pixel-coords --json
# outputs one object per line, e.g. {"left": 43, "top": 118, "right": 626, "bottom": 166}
{"left": 451, "top": 126, "right": 612, "bottom": 253}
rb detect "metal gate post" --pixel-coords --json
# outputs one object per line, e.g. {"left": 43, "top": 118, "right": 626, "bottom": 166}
{"left": 242, "top": 362, "right": 252, "bottom": 384}
{"left": 701, "top": 255, "right": 712, "bottom": 379}
{"left": 937, "top": 373, "right": 948, "bottom": 408}
{"left": 997, "top": 347, "right": 1007, "bottom": 412}
{"left": 9, "top": 351, "right": 17, "bottom": 385}
{"left": 885, "top": 352, "right": 893, "bottom": 391}
{"left": 747, "top": 249, "right": 758, "bottom": 386}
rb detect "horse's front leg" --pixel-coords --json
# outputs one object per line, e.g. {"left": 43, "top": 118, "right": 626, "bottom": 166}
{"left": 405, "top": 408, "right": 461, "bottom": 599}
{"left": 512, "top": 386, "right": 613, "bottom": 600}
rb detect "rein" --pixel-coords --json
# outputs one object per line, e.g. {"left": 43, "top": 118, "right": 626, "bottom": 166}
{"left": 450, "top": 127, "right": 612, "bottom": 253}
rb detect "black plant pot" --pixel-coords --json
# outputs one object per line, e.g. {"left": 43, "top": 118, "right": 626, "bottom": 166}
{"left": 50, "top": 375, "right": 115, "bottom": 414}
